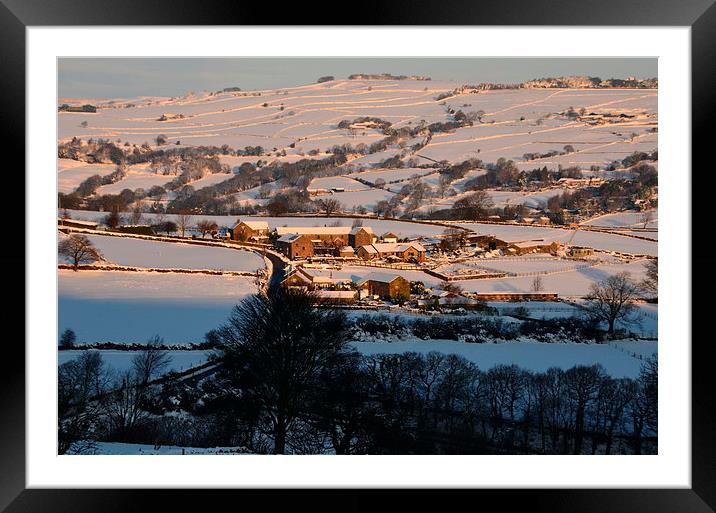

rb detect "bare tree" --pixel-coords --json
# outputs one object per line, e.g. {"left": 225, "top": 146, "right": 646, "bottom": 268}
{"left": 176, "top": 212, "right": 193, "bottom": 238}
{"left": 103, "top": 210, "right": 122, "bottom": 229}
{"left": 641, "top": 210, "right": 655, "bottom": 229}
{"left": 59, "top": 234, "right": 103, "bottom": 270}
{"left": 440, "top": 280, "right": 463, "bottom": 295}
{"left": 132, "top": 335, "right": 172, "bottom": 386}
{"left": 452, "top": 190, "right": 494, "bottom": 220}
{"left": 58, "top": 351, "right": 111, "bottom": 454}
{"left": 130, "top": 206, "right": 144, "bottom": 226}
{"left": 316, "top": 198, "right": 342, "bottom": 216}
{"left": 640, "top": 258, "right": 658, "bottom": 299}
{"left": 532, "top": 275, "right": 543, "bottom": 292}
{"left": 197, "top": 219, "right": 219, "bottom": 238}
{"left": 584, "top": 272, "right": 641, "bottom": 336}
{"left": 442, "top": 226, "right": 468, "bottom": 250}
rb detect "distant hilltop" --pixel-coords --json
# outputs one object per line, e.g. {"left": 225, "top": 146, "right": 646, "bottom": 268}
{"left": 523, "top": 76, "right": 658, "bottom": 89}
{"left": 446, "top": 76, "right": 658, "bottom": 97}
{"left": 347, "top": 73, "right": 432, "bottom": 81}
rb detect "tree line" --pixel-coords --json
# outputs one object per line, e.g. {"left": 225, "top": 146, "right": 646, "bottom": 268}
{"left": 59, "top": 287, "right": 657, "bottom": 455}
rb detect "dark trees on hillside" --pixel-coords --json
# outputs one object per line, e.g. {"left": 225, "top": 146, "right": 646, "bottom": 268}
{"left": 216, "top": 286, "right": 352, "bottom": 454}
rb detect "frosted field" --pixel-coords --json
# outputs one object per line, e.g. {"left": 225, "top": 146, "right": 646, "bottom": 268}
{"left": 458, "top": 222, "right": 657, "bottom": 256}
{"left": 82, "top": 234, "right": 265, "bottom": 272}
{"left": 349, "top": 167, "right": 438, "bottom": 185}
{"left": 58, "top": 159, "right": 117, "bottom": 194}
{"left": 307, "top": 175, "right": 369, "bottom": 191}
{"left": 58, "top": 80, "right": 458, "bottom": 150}
{"left": 60, "top": 82, "right": 655, "bottom": 171}
{"left": 58, "top": 350, "right": 214, "bottom": 375}
{"left": 438, "top": 255, "right": 590, "bottom": 275}
{"left": 582, "top": 210, "right": 658, "bottom": 228}
{"left": 352, "top": 339, "right": 656, "bottom": 378}
{"left": 313, "top": 188, "right": 396, "bottom": 209}
{"left": 456, "top": 259, "right": 650, "bottom": 297}
{"left": 59, "top": 270, "right": 257, "bottom": 342}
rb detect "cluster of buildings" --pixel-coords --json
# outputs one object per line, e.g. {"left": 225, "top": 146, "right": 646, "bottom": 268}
{"left": 231, "top": 220, "right": 426, "bottom": 262}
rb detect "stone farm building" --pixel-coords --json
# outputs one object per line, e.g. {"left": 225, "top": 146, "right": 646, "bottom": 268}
{"left": 506, "top": 240, "right": 561, "bottom": 256}
{"left": 281, "top": 267, "right": 352, "bottom": 290}
{"left": 275, "top": 234, "right": 315, "bottom": 259}
{"left": 357, "top": 273, "right": 410, "bottom": 300}
{"left": 274, "top": 226, "right": 375, "bottom": 258}
{"left": 232, "top": 220, "right": 269, "bottom": 242}
{"left": 357, "top": 242, "right": 427, "bottom": 262}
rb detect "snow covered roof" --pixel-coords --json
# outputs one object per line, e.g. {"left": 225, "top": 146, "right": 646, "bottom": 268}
{"left": 511, "top": 239, "right": 553, "bottom": 249}
{"left": 372, "top": 242, "right": 426, "bottom": 253}
{"left": 276, "top": 226, "right": 351, "bottom": 236}
{"left": 277, "top": 233, "right": 302, "bottom": 243}
{"left": 357, "top": 272, "right": 404, "bottom": 285}
{"left": 381, "top": 231, "right": 398, "bottom": 238}
{"left": 339, "top": 246, "right": 355, "bottom": 253}
{"left": 236, "top": 220, "right": 269, "bottom": 231}
{"left": 350, "top": 226, "right": 374, "bottom": 235}
{"left": 358, "top": 245, "right": 378, "bottom": 254}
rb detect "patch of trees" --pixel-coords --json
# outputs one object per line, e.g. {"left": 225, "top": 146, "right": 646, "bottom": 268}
{"left": 352, "top": 313, "right": 609, "bottom": 343}
{"left": 337, "top": 117, "right": 393, "bottom": 133}
{"left": 316, "top": 76, "right": 334, "bottom": 83}
{"left": 59, "top": 287, "right": 657, "bottom": 455}
{"left": 59, "top": 104, "right": 97, "bottom": 113}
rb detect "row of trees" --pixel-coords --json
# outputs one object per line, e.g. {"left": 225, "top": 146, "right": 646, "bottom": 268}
{"left": 58, "top": 287, "right": 657, "bottom": 455}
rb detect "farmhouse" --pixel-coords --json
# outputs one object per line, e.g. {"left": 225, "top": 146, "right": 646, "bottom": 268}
{"left": 569, "top": 246, "right": 594, "bottom": 257}
{"left": 338, "top": 246, "right": 355, "bottom": 258}
{"left": 357, "top": 242, "right": 427, "bottom": 262}
{"left": 357, "top": 273, "right": 410, "bottom": 300}
{"left": 275, "top": 233, "right": 314, "bottom": 259}
{"left": 381, "top": 232, "right": 399, "bottom": 243}
{"left": 232, "top": 220, "right": 269, "bottom": 242}
{"left": 275, "top": 226, "right": 350, "bottom": 247}
{"left": 348, "top": 226, "right": 375, "bottom": 248}
{"left": 507, "top": 239, "right": 561, "bottom": 256}
{"left": 281, "top": 267, "right": 351, "bottom": 289}
{"left": 272, "top": 225, "right": 376, "bottom": 255}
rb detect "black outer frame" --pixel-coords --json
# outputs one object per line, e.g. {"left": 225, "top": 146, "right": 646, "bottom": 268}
{"left": 1, "top": 1, "right": 714, "bottom": 511}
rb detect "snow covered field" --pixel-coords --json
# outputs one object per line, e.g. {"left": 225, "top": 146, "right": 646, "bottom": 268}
{"left": 59, "top": 270, "right": 257, "bottom": 342}
{"left": 457, "top": 222, "right": 657, "bottom": 256}
{"left": 582, "top": 210, "right": 658, "bottom": 228}
{"left": 82, "top": 234, "right": 265, "bottom": 272}
{"left": 351, "top": 339, "right": 656, "bottom": 378}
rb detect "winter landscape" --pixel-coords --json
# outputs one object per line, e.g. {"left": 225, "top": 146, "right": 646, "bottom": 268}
{"left": 57, "top": 59, "right": 657, "bottom": 456}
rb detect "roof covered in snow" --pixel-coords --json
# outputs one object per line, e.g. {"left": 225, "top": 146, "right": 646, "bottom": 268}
{"left": 276, "top": 226, "right": 351, "bottom": 236}
{"left": 350, "top": 226, "right": 374, "bottom": 235}
{"left": 357, "top": 272, "right": 404, "bottom": 285}
{"left": 235, "top": 220, "right": 269, "bottom": 230}
{"left": 277, "top": 233, "right": 302, "bottom": 243}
